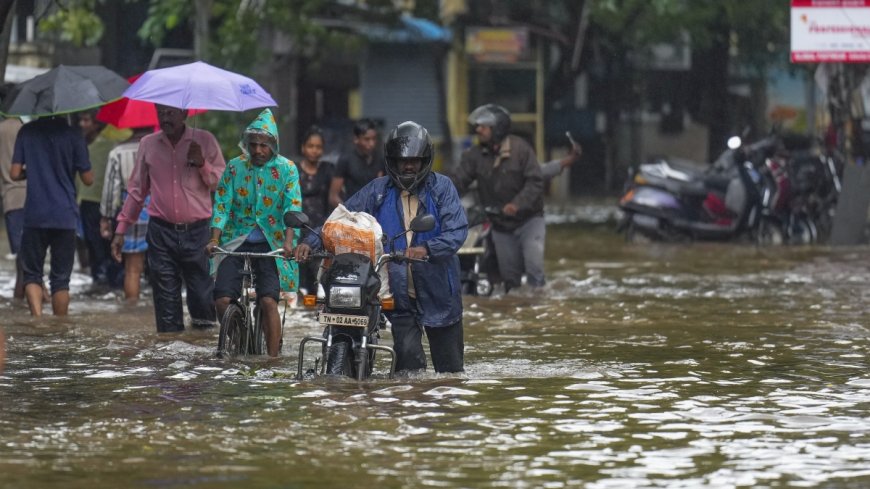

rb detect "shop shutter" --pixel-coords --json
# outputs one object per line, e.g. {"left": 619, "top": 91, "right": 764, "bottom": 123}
{"left": 361, "top": 44, "right": 444, "bottom": 139}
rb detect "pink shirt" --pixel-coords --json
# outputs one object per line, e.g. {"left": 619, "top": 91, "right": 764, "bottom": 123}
{"left": 115, "top": 126, "right": 226, "bottom": 234}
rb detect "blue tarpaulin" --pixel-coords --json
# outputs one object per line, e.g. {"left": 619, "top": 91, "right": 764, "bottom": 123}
{"left": 361, "top": 14, "right": 451, "bottom": 43}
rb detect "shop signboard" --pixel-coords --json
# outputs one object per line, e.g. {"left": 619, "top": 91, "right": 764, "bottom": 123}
{"left": 791, "top": 0, "right": 870, "bottom": 62}
{"left": 465, "top": 27, "right": 531, "bottom": 63}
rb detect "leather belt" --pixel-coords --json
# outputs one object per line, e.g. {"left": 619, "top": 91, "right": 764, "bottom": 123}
{"left": 151, "top": 216, "right": 209, "bottom": 232}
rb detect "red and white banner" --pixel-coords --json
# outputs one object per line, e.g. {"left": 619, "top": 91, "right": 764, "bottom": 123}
{"left": 791, "top": 0, "right": 870, "bottom": 63}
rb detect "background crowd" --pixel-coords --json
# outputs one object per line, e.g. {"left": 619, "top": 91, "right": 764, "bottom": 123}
{"left": 0, "top": 71, "right": 580, "bottom": 373}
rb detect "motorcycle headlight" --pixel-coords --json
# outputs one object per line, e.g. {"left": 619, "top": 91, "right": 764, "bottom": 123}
{"left": 328, "top": 286, "right": 362, "bottom": 308}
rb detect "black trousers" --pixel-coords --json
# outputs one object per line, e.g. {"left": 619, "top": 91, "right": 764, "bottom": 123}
{"left": 146, "top": 218, "right": 215, "bottom": 332}
{"left": 390, "top": 313, "right": 465, "bottom": 374}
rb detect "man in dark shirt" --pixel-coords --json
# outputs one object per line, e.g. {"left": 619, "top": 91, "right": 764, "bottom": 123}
{"left": 10, "top": 116, "right": 93, "bottom": 316}
{"left": 328, "top": 118, "right": 382, "bottom": 206}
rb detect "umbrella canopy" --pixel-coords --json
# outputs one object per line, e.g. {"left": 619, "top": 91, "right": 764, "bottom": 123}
{"left": 0, "top": 65, "right": 129, "bottom": 116}
{"left": 122, "top": 61, "right": 277, "bottom": 112}
{"left": 96, "top": 74, "right": 206, "bottom": 128}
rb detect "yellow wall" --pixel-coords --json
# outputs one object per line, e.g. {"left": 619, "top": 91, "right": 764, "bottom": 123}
{"left": 348, "top": 89, "right": 362, "bottom": 120}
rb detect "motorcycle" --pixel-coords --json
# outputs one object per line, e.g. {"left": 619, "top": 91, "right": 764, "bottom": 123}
{"left": 752, "top": 134, "right": 842, "bottom": 245}
{"left": 619, "top": 135, "right": 778, "bottom": 243}
{"left": 285, "top": 211, "right": 436, "bottom": 381}
{"left": 458, "top": 199, "right": 498, "bottom": 296}
{"left": 779, "top": 147, "right": 842, "bottom": 243}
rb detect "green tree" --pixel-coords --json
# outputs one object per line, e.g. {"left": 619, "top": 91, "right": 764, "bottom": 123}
{"left": 38, "top": 0, "right": 105, "bottom": 47}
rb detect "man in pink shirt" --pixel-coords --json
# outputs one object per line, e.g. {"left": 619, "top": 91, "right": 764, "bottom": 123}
{"left": 111, "top": 105, "right": 226, "bottom": 332}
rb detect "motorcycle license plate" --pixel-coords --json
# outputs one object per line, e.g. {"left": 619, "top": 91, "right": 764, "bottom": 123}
{"left": 319, "top": 313, "right": 368, "bottom": 327}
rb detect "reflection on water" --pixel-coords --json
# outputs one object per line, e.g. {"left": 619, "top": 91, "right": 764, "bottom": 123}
{"left": 1, "top": 221, "right": 869, "bottom": 488}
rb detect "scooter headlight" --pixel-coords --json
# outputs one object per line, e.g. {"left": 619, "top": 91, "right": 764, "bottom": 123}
{"left": 328, "top": 286, "right": 362, "bottom": 308}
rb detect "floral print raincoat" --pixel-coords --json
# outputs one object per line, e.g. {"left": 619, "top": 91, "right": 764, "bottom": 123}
{"left": 210, "top": 108, "right": 302, "bottom": 291}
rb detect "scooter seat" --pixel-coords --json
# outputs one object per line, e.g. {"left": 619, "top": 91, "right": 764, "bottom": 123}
{"left": 700, "top": 174, "right": 731, "bottom": 193}
{"left": 641, "top": 174, "right": 709, "bottom": 198}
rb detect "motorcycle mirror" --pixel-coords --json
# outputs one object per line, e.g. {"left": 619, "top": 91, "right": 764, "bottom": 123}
{"left": 388, "top": 214, "right": 437, "bottom": 247}
{"left": 409, "top": 214, "right": 436, "bottom": 233}
{"left": 283, "top": 211, "right": 310, "bottom": 228}
{"left": 727, "top": 136, "right": 742, "bottom": 150}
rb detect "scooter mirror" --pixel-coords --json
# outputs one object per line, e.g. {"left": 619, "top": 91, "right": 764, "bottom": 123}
{"left": 283, "top": 211, "right": 310, "bottom": 228}
{"left": 409, "top": 214, "right": 436, "bottom": 233}
{"left": 727, "top": 136, "right": 742, "bottom": 150}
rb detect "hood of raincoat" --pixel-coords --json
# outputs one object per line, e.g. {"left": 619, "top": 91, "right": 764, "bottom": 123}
{"left": 238, "top": 108, "right": 279, "bottom": 161}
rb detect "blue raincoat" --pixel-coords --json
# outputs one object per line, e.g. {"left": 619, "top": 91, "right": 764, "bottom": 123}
{"left": 304, "top": 173, "right": 468, "bottom": 327}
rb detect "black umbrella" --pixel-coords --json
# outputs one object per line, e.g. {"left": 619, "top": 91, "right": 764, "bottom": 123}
{"left": 0, "top": 65, "right": 130, "bottom": 116}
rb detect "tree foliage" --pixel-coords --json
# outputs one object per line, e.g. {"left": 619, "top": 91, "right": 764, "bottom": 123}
{"left": 38, "top": 0, "right": 105, "bottom": 47}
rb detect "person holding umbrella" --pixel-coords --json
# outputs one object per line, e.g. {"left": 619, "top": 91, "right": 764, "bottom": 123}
{"left": 10, "top": 114, "right": 93, "bottom": 316}
{"left": 111, "top": 104, "right": 226, "bottom": 332}
{"left": 1, "top": 65, "right": 129, "bottom": 316}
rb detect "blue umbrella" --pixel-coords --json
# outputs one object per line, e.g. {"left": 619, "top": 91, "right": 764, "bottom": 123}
{"left": 0, "top": 65, "right": 129, "bottom": 116}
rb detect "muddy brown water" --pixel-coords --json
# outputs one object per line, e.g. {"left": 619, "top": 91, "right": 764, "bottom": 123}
{"left": 1, "top": 220, "right": 869, "bottom": 488}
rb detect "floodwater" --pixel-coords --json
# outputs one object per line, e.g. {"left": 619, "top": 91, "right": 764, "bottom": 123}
{"left": 1, "top": 214, "right": 869, "bottom": 488}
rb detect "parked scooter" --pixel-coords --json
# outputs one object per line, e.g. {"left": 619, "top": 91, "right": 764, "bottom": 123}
{"left": 619, "top": 135, "right": 778, "bottom": 243}
{"left": 286, "top": 211, "right": 436, "bottom": 381}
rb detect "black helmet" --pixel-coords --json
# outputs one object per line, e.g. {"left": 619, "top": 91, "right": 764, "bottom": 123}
{"left": 384, "top": 121, "right": 433, "bottom": 192}
{"left": 468, "top": 103, "right": 511, "bottom": 143}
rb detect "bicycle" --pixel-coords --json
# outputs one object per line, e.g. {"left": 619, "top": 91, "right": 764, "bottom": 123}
{"left": 212, "top": 246, "right": 291, "bottom": 358}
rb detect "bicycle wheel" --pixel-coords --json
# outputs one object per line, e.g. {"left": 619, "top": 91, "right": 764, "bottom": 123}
{"left": 217, "top": 303, "right": 247, "bottom": 358}
{"left": 248, "top": 305, "right": 267, "bottom": 355}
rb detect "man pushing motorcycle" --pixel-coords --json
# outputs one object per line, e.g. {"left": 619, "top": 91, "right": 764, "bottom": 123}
{"left": 451, "top": 104, "right": 546, "bottom": 292}
{"left": 295, "top": 121, "right": 468, "bottom": 374}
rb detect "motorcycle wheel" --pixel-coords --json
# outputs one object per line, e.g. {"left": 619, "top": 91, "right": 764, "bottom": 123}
{"left": 756, "top": 218, "right": 784, "bottom": 246}
{"left": 476, "top": 277, "right": 493, "bottom": 296}
{"left": 326, "top": 342, "right": 353, "bottom": 377}
{"left": 784, "top": 216, "right": 814, "bottom": 245}
{"left": 217, "top": 303, "right": 246, "bottom": 358}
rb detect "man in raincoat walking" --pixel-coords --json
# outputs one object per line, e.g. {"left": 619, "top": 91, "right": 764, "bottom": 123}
{"left": 206, "top": 109, "right": 302, "bottom": 357}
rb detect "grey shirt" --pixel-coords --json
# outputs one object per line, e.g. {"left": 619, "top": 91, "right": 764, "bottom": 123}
{"left": 0, "top": 118, "right": 25, "bottom": 213}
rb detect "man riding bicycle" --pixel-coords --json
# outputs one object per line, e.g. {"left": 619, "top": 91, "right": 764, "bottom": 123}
{"left": 206, "top": 109, "right": 302, "bottom": 357}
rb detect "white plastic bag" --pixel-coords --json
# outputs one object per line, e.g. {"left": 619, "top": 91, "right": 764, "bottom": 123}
{"left": 320, "top": 204, "right": 390, "bottom": 299}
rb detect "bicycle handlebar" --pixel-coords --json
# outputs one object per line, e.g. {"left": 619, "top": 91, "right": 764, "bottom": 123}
{"left": 212, "top": 247, "right": 293, "bottom": 260}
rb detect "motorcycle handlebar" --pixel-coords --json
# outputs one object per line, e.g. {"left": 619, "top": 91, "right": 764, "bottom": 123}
{"left": 374, "top": 252, "right": 429, "bottom": 271}
{"left": 390, "top": 253, "right": 429, "bottom": 264}
{"left": 306, "top": 250, "right": 332, "bottom": 260}
{"left": 743, "top": 136, "right": 778, "bottom": 155}
{"left": 483, "top": 206, "right": 502, "bottom": 217}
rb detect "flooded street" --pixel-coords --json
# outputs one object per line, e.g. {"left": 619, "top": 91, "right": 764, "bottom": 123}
{"left": 1, "top": 214, "right": 869, "bottom": 488}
